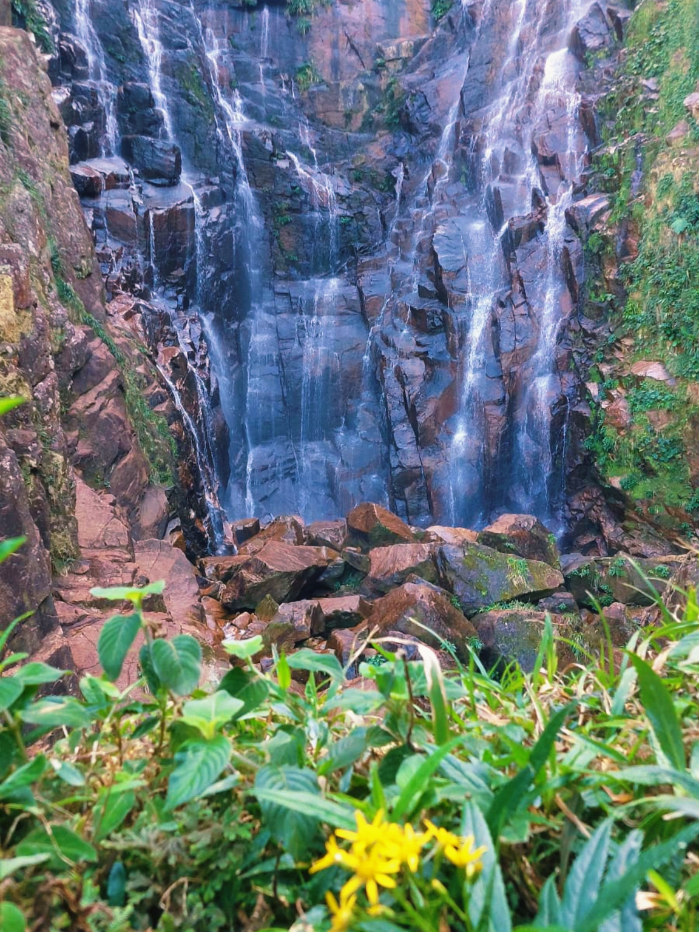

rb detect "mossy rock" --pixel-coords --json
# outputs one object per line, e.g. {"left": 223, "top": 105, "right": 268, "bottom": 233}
{"left": 436, "top": 542, "right": 564, "bottom": 616}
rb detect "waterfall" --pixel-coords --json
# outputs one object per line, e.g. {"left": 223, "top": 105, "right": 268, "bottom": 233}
{"left": 73, "top": 0, "right": 117, "bottom": 153}
{"left": 132, "top": 0, "right": 230, "bottom": 552}
{"left": 444, "top": 0, "right": 592, "bottom": 527}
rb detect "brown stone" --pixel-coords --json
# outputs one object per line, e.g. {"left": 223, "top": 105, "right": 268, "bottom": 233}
{"left": 363, "top": 543, "right": 438, "bottom": 594}
{"left": 422, "top": 526, "right": 478, "bottom": 545}
{"left": 346, "top": 502, "right": 415, "bottom": 549}
{"left": 363, "top": 580, "right": 478, "bottom": 660}
{"left": 232, "top": 517, "right": 260, "bottom": 545}
{"left": 265, "top": 600, "right": 325, "bottom": 650}
{"left": 684, "top": 91, "right": 699, "bottom": 121}
{"left": 220, "top": 541, "right": 332, "bottom": 611}
{"left": 75, "top": 478, "right": 130, "bottom": 551}
{"left": 238, "top": 515, "right": 305, "bottom": 554}
{"left": 317, "top": 595, "right": 372, "bottom": 629}
{"left": 134, "top": 538, "right": 204, "bottom": 626}
{"left": 305, "top": 519, "right": 348, "bottom": 550}
{"left": 477, "top": 514, "right": 560, "bottom": 568}
{"left": 471, "top": 609, "right": 576, "bottom": 672}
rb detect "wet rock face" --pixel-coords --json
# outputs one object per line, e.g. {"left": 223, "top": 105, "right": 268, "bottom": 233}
{"left": 26, "top": 0, "right": 679, "bottom": 551}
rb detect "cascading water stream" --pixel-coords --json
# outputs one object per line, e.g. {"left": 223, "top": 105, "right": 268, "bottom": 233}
{"left": 73, "top": 0, "right": 118, "bottom": 153}
{"left": 132, "top": 0, "right": 229, "bottom": 551}
{"left": 445, "top": 0, "right": 592, "bottom": 526}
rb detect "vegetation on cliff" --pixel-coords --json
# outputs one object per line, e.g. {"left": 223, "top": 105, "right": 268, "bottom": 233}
{"left": 585, "top": 0, "right": 699, "bottom": 529}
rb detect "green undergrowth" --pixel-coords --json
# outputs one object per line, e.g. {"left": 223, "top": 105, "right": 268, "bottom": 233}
{"left": 50, "top": 246, "right": 175, "bottom": 487}
{"left": 585, "top": 0, "right": 699, "bottom": 520}
{"left": 1, "top": 531, "right": 699, "bottom": 930}
{"left": 11, "top": 0, "right": 54, "bottom": 54}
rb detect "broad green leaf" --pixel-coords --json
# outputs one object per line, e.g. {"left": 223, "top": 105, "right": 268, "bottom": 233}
{"left": 98, "top": 614, "right": 142, "bottom": 681}
{"left": 560, "top": 819, "right": 612, "bottom": 929}
{"left": 0, "top": 902, "right": 25, "bottom": 932}
{"left": 107, "top": 861, "right": 127, "bottom": 907}
{"left": 0, "top": 677, "right": 22, "bottom": 713}
{"left": 253, "top": 786, "right": 356, "bottom": 831}
{"left": 165, "top": 735, "right": 231, "bottom": 810}
{"left": 462, "top": 799, "right": 511, "bottom": 932}
{"left": 16, "top": 824, "right": 97, "bottom": 866}
{"left": 579, "top": 823, "right": 699, "bottom": 932}
{"left": 671, "top": 217, "right": 689, "bottom": 234}
{"left": 254, "top": 765, "right": 323, "bottom": 860}
{"left": 200, "top": 773, "right": 240, "bottom": 798}
{"left": 325, "top": 687, "right": 384, "bottom": 713}
{"left": 286, "top": 649, "right": 344, "bottom": 681}
{"left": 90, "top": 580, "right": 165, "bottom": 604}
{"left": 13, "top": 662, "right": 66, "bottom": 686}
{"left": 0, "top": 397, "right": 25, "bottom": 416}
{"left": 0, "top": 537, "right": 25, "bottom": 565}
{"left": 534, "top": 875, "right": 562, "bottom": 927}
{"left": 598, "top": 831, "right": 643, "bottom": 932}
{"left": 139, "top": 643, "right": 161, "bottom": 694}
{"left": 648, "top": 795, "right": 699, "bottom": 819}
{"left": 0, "top": 854, "right": 49, "bottom": 881}
{"left": 0, "top": 756, "right": 48, "bottom": 799}
{"left": 219, "top": 666, "right": 269, "bottom": 717}
{"left": 93, "top": 790, "right": 136, "bottom": 842}
{"left": 0, "top": 612, "right": 30, "bottom": 657}
{"left": 392, "top": 737, "right": 466, "bottom": 820}
{"left": 181, "top": 691, "right": 244, "bottom": 739}
{"left": 606, "top": 765, "right": 699, "bottom": 797}
{"left": 276, "top": 652, "right": 291, "bottom": 690}
{"left": 151, "top": 635, "right": 202, "bottom": 695}
{"left": 223, "top": 635, "right": 263, "bottom": 659}
{"left": 20, "top": 697, "right": 92, "bottom": 729}
{"left": 49, "top": 759, "right": 85, "bottom": 787}
{"left": 319, "top": 728, "right": 369, "bottom": 776}
{"left": 628, "top": 654, "right": 685, "bottom": 770}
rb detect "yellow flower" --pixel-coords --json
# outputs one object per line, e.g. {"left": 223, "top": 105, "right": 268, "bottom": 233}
{"left": 443, "top": 835, "right": 487, "bottom": 878}
{"left": 382, "top": 821, "right": 428, "bottom": 872}
{"left": 336, "top": 809, "right": 387, "bottom": 852}
{"left": 339, "top": 845, "right": 401, "bottom": 905}
{"left": 424, "top": 819, "right": 462, "bottom": 850}
{"left": 310, "top": 835, "right": 351, "bottom": 874}
{"left": 326, "top": 890, "right": 356, "bottom": 932}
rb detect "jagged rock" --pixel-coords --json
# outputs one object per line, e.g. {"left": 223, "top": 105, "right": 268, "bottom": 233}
{"left": 121, "top": 135, "right": 181, "bottom": 184}
{"left": 363, "top": 543, "right": 439, "bottom": 595}
{"left": 662, "top": 554, "right": 699, "bottom": 618}
{"left": 477, "top": 514, "right": 560, "bottom": 567}
{"left": 74, "top": 478, "right": 130, "bottom": 550}
{"left": 562, "top": 554, "right": 678, "bottom": 608}
{"left": 346, "top": 502, "right": 415, "bottom": 549}
{"left": 239, "top": 516, "right": 306, "bottom": 555}
{"left": 362, "top": 580, "right": 478, "bottom": 660}
{"left": 220, "top": 541, "right": 333, "bottom": 611}
{"left": 317, "top": 595, "right": 372, "bottom": 630}
{"left": 470, "top": 610, "right": 576, "bottom": 672}
{"left": 565, "top": 194, "right": 610, "bottom": 236}
{"left": 436, "top": 542, "right": 564, "bottom": 616}
{"left": 117, "top": 82, "right": 164, "bottom": 137}
{"left": 684, "top": 92, "right": 699, "bottom": 121}
{"left": 569, "top": 3, "right": 614, "bottom": 61}
{"left": 134, "top": 539, "right": 204, "bottom": 626}
{"left": 232, "top": 517, "right": 260, "bottom": 545}
{"left": 265, "top": 600, "right": 325, "bottom": 651}
{"left": 667, "top": 120, "right": 691, "bottom": 147}
{"left": 305, "top": 519, "right": 348, "bottom": 551}
{"left": 70, "top": 163, "right": 103, "bottom": 197}
{"left": 422, "top": 526, "right": 478, "bottom": 546}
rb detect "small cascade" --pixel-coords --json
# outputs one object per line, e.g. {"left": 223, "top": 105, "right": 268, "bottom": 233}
{"left": 259, "top": 6, "right": 269, "bottom": 94}
{"left": 132, "top": 0, "right": 230, "bottom": 552}
{"left": 287, "top": 148, "right": 338, "bottom": 270}
{"left": 443, "top": 0, "right": 591, "bottom": 527}
{"left": 73, "top": 0, "right": 117, "bottom": 153}
{"left": 132, "top": 0, "right": 175, "bottom": 141}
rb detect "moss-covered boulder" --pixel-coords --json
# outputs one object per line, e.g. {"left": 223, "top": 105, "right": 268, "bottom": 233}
{"left": 477, "top": 513, "right": 560, "bottom": 568}
{"left": 436, "top": 542, "right": 564, "bottom": 616}
{"left": 470, "top": 610, "right": 577, "bottom": 673}
{"left": 562, "top": 554, "right": 680, "bottom": 608}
